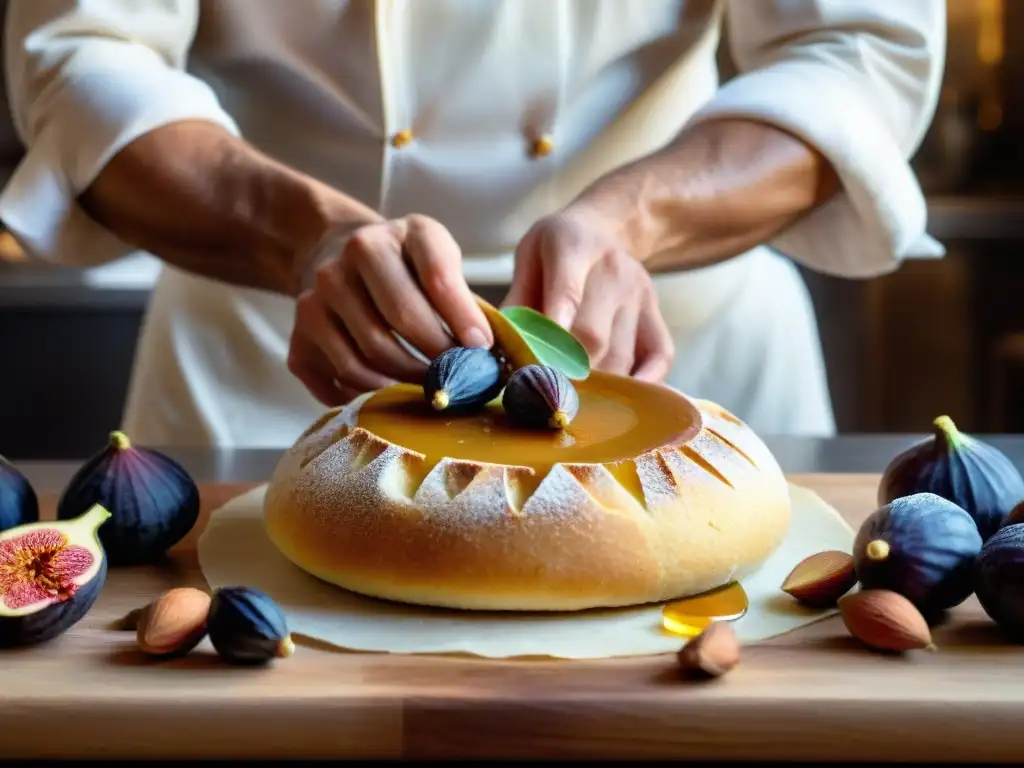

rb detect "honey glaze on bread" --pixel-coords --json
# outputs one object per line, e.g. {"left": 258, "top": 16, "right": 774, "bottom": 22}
{"left": 263, "top": 371, "right": 791, "bottom": 612}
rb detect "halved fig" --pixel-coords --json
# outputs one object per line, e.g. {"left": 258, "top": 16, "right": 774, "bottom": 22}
{"left": 0, "top": 504, "right": 111, "bottom": 648}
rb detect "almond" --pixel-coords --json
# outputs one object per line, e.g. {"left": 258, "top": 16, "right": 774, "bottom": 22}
{"left": 781, "top": 550, "right": 858, "bottom": 608}
{"left": 838, "top": 589, "right": 936, "bottom": 652}
{"left": 136, "top": 587, "right": 212, "bottom": 657}
{"left": 676, "top": 621, "right": 740, "bottom": 678}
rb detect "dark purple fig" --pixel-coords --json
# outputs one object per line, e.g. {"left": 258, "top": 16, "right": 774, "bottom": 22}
{"left": 853, "top": 492, "right": 982, "bottom": 616}
{"left": 423, "top": 346, "right": 503, "bottom": 412}
{"left": 878, "top": 415, "right": 1024, "bottom": 541}
{"left": 0, "top": 454, "right": 38, "bottom": 534}
{"left": 0, "top": 504, "right": 110, "bottom": 648}
{"left": 56, "top": 431, "right": 200, "bottom": 566}
{"left": 207, "top": 586, "right": 294, "bottom": 666}
{"left": 975, "top": 523, "right": 1024, "bottom": 642}
{"left": 502, "top": 364, "right": 580, "bottom": 430}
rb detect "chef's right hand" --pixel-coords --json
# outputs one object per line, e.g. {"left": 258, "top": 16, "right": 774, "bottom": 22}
{"left": 287, "top": 214, "right": 494, "bottom": 406}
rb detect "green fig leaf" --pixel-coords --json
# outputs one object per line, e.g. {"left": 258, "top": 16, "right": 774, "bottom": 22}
{"left": 498, "top": 306, "right": 591, "bottom": 380}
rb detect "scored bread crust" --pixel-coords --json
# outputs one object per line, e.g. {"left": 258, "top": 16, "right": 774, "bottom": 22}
{"left": 263, "top": 391, "right": 791, "bottom": 612}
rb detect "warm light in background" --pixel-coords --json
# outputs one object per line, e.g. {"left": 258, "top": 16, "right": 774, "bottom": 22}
{"left": 0, "top": 231, "right": 23, "bottom": 261}
{"left": 977, "top": 0, "right": 1004, "bottom": 65}
{"left": 975, "top": 0, "right": 1005, "bottom": 130}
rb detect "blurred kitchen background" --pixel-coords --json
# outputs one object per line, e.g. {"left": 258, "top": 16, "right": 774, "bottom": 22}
{"left": 0, "top": 0, "right": 1022, "bottom": 459}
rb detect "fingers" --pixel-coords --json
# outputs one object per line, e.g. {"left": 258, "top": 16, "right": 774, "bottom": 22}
{"left": 632, "top": 293, "right": 675, "bottom": 382}
{"left": 502, "top": 228, "right": 543, "bottom": 309}
{"left": 303, "top": 214, "right": 496, "bottom": 402}
{"left": 286, "top": 299, "right": 351, "bottom": 407}
{"left": 401, "top": 215, "right": 494, "bottom": 349}
{"left": 568, "top": 251, "right": 649, "bottom": 374}
{"left": 541, "top": 251, "right": 587, "bottom": 329}
{"left": 315, "top": 260, "right": 429, "bottom": 383}
{"left": 291, "top": 291, "right": 397, "bottom": 395}
{"left": 600, "top": 307, "right": 639, "bottom": 375}
{"left": 330, "top": 380, "right": 365, "bottom": 406}
{"left": 346, "top": 223, "right": 453, "bottom": 360}
{"left": 509, "top": 212, "right": 674, "bottom": 383}
{"left": 286, "top": 337, "right": 350, "bottom": 407}
{"left": 523, "top": 219, "right": 587, "bottom": 329}
{"left": 569, "top": 271, "right": 620, "bottom": 364}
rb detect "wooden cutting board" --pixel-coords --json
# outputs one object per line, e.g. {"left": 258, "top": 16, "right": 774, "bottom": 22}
{"left": 2, "top": 474, "right": 1021, "bottom": 761}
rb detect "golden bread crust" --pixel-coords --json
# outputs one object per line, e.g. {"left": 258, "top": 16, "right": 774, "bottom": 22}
{"left": 263, "top": 390, "right": 791, "bottom": 611}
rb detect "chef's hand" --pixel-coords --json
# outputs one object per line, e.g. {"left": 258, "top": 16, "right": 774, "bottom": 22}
{"left": 287, "top": 214, "right": 494, "bottom": 406}
{"left": 502, "top": 209, "right": 674, "bottom": 382}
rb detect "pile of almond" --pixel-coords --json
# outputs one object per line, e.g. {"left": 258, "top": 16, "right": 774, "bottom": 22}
{"left": 674, "top": 548, "right": 937, "bottom": 679}
{"left": 782, "top": 550, "right": 936, "bottom": 652}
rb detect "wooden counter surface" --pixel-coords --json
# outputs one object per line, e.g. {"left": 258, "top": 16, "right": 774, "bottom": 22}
{"left": 2, "top": 474, "right": 1020, "bottom": 761}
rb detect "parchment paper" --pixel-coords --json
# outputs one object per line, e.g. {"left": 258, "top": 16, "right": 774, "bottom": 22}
{"left": 196, "top": 483, "right": 854, "bottom": 659}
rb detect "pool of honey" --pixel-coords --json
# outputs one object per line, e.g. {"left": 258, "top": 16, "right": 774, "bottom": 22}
{"left": 661, "top": 582, "right": 749, "bottom": 637}
{"left": 354, "top": 371, "right": 701, "bottom": 472}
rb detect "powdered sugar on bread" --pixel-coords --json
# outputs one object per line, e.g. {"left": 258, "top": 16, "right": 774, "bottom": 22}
{"left": 263, "top": 388, "right": 791, "bottom": 611}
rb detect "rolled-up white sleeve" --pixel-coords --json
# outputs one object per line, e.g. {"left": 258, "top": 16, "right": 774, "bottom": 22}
{"left": 687, "top": 0, "right": 946, "bottom": 278}
{"left": 0, "top": 0, "right": 241, "bottom": 266}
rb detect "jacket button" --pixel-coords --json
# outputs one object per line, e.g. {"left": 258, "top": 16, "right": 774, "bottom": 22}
{"left": 530, "top": 135, "right": 555, "bottom": 158}
{"left": 390, "top": 129, "right": 414, "bottom": 148}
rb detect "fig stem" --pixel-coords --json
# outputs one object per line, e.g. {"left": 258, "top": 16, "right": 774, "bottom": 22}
{"left": 431, "top": 390, "right": 450, "bottom": 411}
{"left": 72, "top": 503, "right": 113, "bottom": 531}
{"left": 278, "top": 635, "right": 296, "bottom": 658}
{"left": 549, "top": 410, "right": 569, "bottom": 429}
{"left": 109, "top": 430, "right": 132, "bottom": 451}
{"left": 932, "top": 415, "right": 961, "bottom": 446}
{"left": 865, "top": 539, "right": 890, "bottom": 561}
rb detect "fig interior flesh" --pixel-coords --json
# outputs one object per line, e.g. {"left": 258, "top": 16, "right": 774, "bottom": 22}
{"left": 0, "top": 504, "right": 111, "bottom": 648}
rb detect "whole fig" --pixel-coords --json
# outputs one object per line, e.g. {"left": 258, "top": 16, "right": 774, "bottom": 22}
{"left": 0, "top": 455, "right": 38, "bottom": 534}
{"left": 56, "top": 431, "right": 200, "bottom": 566}
{"left": 502, "top": 364, "right": 580, "bottom": 430}
{"left": 853, "top": 492, "right": 982, "bottom": 616}
{"left": 878, "top": 415, "right": 1024, "bottom": 541}
{"left": 423, "top": 347, "right": 503, "bottom": 412}
{"left": 975, "top": 523, "right": 1024, "bottom": 642}
{"left": 207, "top": 586, "right": 294, "bottom": 666}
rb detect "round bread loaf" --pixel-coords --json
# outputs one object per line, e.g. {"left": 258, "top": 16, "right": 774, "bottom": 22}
{"left": 263, "top": 379, "right": 791, "bottom": 612}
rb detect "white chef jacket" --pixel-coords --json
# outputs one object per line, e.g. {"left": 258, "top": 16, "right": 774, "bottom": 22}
{"left": 0, "top": 0, "right": 945, "bottom": 447}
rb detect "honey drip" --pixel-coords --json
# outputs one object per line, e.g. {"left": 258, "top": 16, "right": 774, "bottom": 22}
{"left": 661, "top": 582, "right": 748, "bottom": 637}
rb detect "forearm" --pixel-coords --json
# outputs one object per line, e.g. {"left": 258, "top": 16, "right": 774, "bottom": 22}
{"left": 78, "top": 120, "right": 384, "bottom": 296}
{"left": 571, "top": 118, "right": 839, "bottom": 273}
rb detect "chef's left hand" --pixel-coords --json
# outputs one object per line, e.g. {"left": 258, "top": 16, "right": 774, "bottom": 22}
{"left": 502, "top": 208, "right": 675, "bottom": 382}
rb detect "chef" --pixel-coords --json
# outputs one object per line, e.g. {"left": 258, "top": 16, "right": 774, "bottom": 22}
{"left": 0, "top": 1, "right": 945, "bottom": 448}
